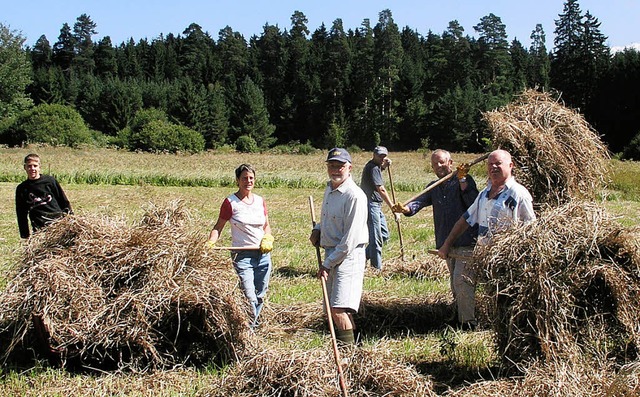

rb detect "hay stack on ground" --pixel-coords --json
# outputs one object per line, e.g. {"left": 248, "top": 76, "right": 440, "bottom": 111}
{"left": 484, "top": 89, "right": 610, "bottom": 207}
{"left": 0, "top": 201, "right": 252, "bottom": 370}
{"left": 448, "top": 359, "right": 640, "bottom": 397}
{"left": 206, "top": 345, "right": 436, "bottom": 396}
{"left": 475, "top": 201, "right": 640, "bottom": 368}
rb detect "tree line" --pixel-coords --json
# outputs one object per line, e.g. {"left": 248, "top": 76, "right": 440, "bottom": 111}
{"left": 1, "top": 0, "right": 639, "bottom": 156}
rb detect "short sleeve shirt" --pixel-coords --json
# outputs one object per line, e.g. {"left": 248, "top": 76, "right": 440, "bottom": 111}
{"left": 464, "top": 177, "right": 536, "bottom": 245}
{"left": 219, "top": 193, "right": 268, "bottom": 247}
{"left": 360, "top": 160, "right": 384, "bottom": 202}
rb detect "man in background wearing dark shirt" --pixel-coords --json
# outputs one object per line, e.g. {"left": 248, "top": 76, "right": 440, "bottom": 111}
{"left": 393, "top": 149, "right": 479, "bottom": 329}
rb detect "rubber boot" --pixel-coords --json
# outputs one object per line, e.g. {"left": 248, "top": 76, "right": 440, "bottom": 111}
{"left": 335, "top": 329, "right": 355, "bottom": 345}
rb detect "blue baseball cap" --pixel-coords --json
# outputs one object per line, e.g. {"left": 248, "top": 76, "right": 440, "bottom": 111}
{"left": 326, "top": 147, "right": 352, "bottom": 163}
{"left": 374, "top": 146, "right": 388, "bottom": 155}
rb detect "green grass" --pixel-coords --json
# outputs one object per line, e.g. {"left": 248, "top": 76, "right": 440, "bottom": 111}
{"left": 0, "top": 147, "right": 638, "bottom": 395}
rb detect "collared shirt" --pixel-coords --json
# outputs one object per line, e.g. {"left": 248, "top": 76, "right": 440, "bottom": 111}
{"left": 360, "top": 160, "right": 384, "bottom": 202}
{"left": 316, "top": 176, "right": 369, "bottom": 268}
{"left": 405, "top": 176, "right": 479, "bottom": 248}
{"left": 464, "top": 177, "right": 536, "bottom": 245}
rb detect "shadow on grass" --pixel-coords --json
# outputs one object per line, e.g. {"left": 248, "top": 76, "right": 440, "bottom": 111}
{"left": 273, "top": 266, "right": 316, "bottom": 278}
{"left": 355, "top": 297, "right": 454, "bottom": 336}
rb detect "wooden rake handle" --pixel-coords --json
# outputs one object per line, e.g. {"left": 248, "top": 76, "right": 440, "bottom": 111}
{"left": 401, "top": 152, "right": 490, "bottom": 207}
{"left": 308, "top": 196, "right": 349, "bottom": 397}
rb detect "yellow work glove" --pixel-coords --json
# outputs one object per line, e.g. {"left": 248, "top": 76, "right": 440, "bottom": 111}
{"left": 260, "top": 234, "right": 274, "bottom": 254}
{"left": 204, "top": 240, "right": 215, "bottom": 250}
{"left": 392, "top": 203, "right": 408, "bottom": 214}
{"left": 456, "top": 163, "right": 471, "bottom": 180}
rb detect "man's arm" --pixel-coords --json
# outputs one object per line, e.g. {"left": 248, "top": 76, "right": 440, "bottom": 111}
{"left": 15, "top": 189, "right": 30, "bottom": 239}
{"left": 375, "top": 184, "right": 395, "bottom": 209}
{"left": 437, "top": 216, "right": 470, "bottom": 259}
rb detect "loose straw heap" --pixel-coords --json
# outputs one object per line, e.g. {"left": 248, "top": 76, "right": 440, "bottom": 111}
{"left": 0, "top": 201, "right": 253, "bottom": 370}
{"left": 484, "top": 89, "right": 610, "bottom": 207}
{"left": 474, "top": 201, "right": 640, "bottom": 368}
{"left": 204, "top": 345, "right": 437, "bottom": 396}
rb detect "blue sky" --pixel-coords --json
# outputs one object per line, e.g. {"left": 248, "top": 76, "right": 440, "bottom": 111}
{"left": 3, "top": 0, "right": 639, "bottom": 51}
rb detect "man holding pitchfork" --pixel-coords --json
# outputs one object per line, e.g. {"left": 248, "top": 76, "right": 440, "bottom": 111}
{"left": 310, "top": 148, "right": 368, "bottom": 345}
{"left": 392, "top": 149, "right": 480, "bottom": 330}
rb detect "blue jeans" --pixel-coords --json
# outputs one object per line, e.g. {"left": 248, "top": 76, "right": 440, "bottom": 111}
{"left": 232, "top": 250, "right": 272, "bottom": 327}
{"left": 366, "top": 201, "right": 388, "bottom": 270}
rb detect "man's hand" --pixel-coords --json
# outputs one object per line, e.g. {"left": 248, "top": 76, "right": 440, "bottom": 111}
{"left": 437, "top": 246, "right": 450, "bottom": 259}
{"left": 204, "top": 240, "right": 215, "bottom": 250}
{"left": 381, "top": 157, "right": 392, "bottom": 170}
{"left": 309, "top": 229, "right": 321, "bottom": 247}
{"left": 456, "top": 163, "right": 471, "bottom": 180}
{"left": 317, "top": 266, "right": 329, "bottom": 280}
{"left": 392, "top": 203, "right": 408, "bottom": 214}
{"left": 260, "top": 234, "right": 274, "bottom": 253}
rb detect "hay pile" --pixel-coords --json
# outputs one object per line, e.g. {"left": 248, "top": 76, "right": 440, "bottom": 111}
{"left": 448, "top": 359, "right": 640, "bottom": 397}
{"left": 206, "top": 345, "right": 437, "bottom": 396}
{"left": 0, "top": 201, "right": 253, "bottom": 370}
{"left": 475, "top": 201, "right": 640, "bottom": 367}
{"left": 484, "top": 89, "right": 610, "bottom": 207}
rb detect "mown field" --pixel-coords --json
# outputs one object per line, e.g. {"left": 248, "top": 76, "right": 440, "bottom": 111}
{"left": 0, "top": 146, "right": 639, "bottom": 396}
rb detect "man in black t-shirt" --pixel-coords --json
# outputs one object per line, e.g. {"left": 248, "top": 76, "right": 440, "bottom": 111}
{"left": 15, "top": 153, "right": 72, "bottom": 239}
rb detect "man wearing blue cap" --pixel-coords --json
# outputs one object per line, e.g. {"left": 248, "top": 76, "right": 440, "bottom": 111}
{"left": 360, "top": 146, "right": 397, "bottom": 270}
{"left": 310, "top": 148, "right": 368, "bottom": 345}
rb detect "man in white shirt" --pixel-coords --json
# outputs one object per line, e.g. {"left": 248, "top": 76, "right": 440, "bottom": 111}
{"left": 310, "top": 148, "right": 369, "bottom": 344}
{"left": 438, "top": 149, "right": 536, "bottom": 330}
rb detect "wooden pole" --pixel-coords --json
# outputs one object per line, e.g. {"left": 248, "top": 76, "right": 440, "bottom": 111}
{"left": 309, "top": 196, "right": 349, "bottom": 397}
{"left": 401, "top": 152, "right": 490, "bottom": 207}
{"left": 208, "top": 246, "right": 260, "bottom": 250}
{"left": 387, "top": 165, "right": 405, "bottom": 261}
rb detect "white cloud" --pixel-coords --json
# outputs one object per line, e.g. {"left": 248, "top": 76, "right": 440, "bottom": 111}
{"left": 611, "top": 42, "right": 640, "bottom": 53}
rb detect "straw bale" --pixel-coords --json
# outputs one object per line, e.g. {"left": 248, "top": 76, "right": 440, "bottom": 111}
{"left": 0, "top": 200, "right": 254, "bottom": 370}
{"left": 484, "top": 89, "right": 610, "bottom": 207}
{"left": 202, "top": 345, "right": 436, "bottom": 396}
{"left": 474, "top": 200, "right": 640, "bottom": 367}
{"left": 448, "top": 359, "right": 640, "bottom": 397}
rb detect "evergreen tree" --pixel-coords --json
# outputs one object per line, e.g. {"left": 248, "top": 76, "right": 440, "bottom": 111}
{"left": 347, "top": 19, "right": 375, "bottom": 147}
{"left": 181, "top": 23, "right": 215, "bottom": 84}
{"left": 590, "top": 48, "right": 639, "bottom": 154}
{"left": 217, "top": 26, "right": 249, "bottom": 88}
{"left": 397, "top": 27, "right": 427, "bottom": 149}
{"left": 117, "top": 38, "right": 143, "bottom": 79}
{"left": 552, "top": 0, "right": 584, "bottom": 107}
{"left": 250, "top": 24, "right": 289, "bottom": 142}
{"left": 529, "top": 24, "right": 551, "bottom": 89}
{"left": 52, "top": 23, "right": 75, "bottom": 72}
{"left": 580, "top": 11, "right": 610, "bottom": 109}
{"left": 72, "top": 13, "right": 97, "bottom": 73}
{"left": 510, "top": 39, "right": 529, "bottom": 92}
{"left": 233, "top": 76, "right": 276, "bottom": 148}
{"left": 29, "top": 66, "right": 66, "bottom": 105}
{"left": 441, "top": 21, "right": 473, "bottom": 92}
{"left": 284, "top": 11, "right": 312, "bottom": 143}
{"left": 473, "top": 13, "right": 512, "bottom": 102}
{"left": 30, "top": 35, "right": 52, "bottom": 69}
{"left": 94, "top": 36, "right": 117, "bottom": 77}
{"left": 373, "top": 9, "right": 403, "bottom": 146}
